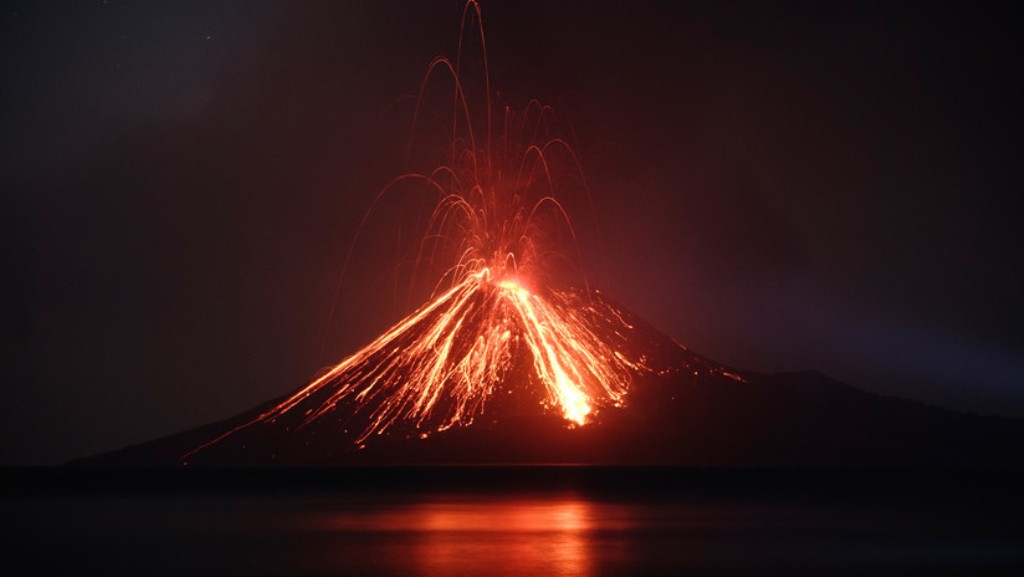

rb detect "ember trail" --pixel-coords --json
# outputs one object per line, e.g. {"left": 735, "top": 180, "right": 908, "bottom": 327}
{"left": 182, "top": 1, "right": 653, "bottom": 462}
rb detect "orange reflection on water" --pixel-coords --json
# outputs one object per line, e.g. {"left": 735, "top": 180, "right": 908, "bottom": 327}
{"left": 324, "top": 494, "right": 630, "bottom": 577}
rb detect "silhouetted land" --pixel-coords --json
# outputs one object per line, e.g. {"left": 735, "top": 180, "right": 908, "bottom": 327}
{"left": 5, "top": 464, "right": 1024, "bottom": 497}
{"left": 70, "top": 293, "right": 1024, "bottom": 468}
{"left": 74, "top": 368, "right": 1024, "bottom": 467}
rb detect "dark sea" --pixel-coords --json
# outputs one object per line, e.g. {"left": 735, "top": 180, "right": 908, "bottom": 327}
{"left": 4, "top": 467, "right": 1023, "bottom": 576}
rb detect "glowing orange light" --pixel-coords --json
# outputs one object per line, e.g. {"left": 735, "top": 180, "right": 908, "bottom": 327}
{"left": 316, "top": 496, "right": 613, "bottom": 576}
{"left": 181, "top": 0, "right": 653, "bottom": 462}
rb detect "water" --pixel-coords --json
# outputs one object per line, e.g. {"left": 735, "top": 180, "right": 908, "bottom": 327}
{"left": 5, "top": 468, "right": 1023, "bottom": 575}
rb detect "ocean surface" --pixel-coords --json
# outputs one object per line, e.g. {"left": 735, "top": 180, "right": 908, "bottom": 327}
{"left": 4, "top": 467, "right": 1023, "bottom": 575}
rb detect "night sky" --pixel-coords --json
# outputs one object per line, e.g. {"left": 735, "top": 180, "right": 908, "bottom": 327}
{"left": 3, "top": 1, "right": 1021, "bottom": 465}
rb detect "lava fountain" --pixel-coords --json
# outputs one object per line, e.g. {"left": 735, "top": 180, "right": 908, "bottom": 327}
{"left": 181, "top": 1, "right": 656, "bottom": 463}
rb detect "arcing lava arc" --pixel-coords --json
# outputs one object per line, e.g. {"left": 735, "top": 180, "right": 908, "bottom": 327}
{"left": 181, "top": 1, "right": 667, "bottom": 463}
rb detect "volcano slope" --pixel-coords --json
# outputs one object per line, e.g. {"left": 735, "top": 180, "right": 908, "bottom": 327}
{"left": 75, "top": 288, "right": 1024, "bottom": 467}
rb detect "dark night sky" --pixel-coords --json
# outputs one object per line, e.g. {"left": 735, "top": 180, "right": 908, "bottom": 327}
{"left": 2, "top": 1, "right": 1021, "bottom": 465}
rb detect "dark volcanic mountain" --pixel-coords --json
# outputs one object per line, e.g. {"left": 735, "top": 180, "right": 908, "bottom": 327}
{"left": 75, "top": 289, "right": 1024, "bottom": 467}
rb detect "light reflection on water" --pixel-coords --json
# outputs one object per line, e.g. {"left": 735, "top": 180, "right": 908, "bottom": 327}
{"left": 317, "top": 495, "right": 625, "bottom": 576}
{"left": 8, "top": 490, "right": 1023, "bottom": 576}
{"left": 409, "top": 498, "right": 594, "bottom": 576}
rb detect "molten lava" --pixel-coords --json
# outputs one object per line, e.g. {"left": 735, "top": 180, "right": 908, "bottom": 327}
{"left": 182, "top": 1, "right": 654, "bottom": 463}
{"left": 183, "top": 268, "right": 653, "bottom": 461}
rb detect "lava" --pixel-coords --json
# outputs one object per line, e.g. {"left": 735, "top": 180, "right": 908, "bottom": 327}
{"left": 181, "top": 1, "right": 651, "bottom": 463}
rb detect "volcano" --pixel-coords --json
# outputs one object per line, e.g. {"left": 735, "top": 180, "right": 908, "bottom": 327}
{"left": 76, "top": 286, "right": 1024, "bottom": 468}
{"left": 71, "top": 2, "right": 1024, "bottom": 468}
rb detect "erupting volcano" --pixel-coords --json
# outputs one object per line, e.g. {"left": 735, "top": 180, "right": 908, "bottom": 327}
{"left": 180, "top": 1, "right": 667, "bottom": 464}
{"left": 181, "top": 271, "right": 663, "bottom": 464}
{"left": 76, "top": 1, "right": 1024, "bottom": 468}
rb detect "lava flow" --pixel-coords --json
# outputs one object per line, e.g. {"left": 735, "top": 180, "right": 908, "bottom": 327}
{"left": 181, "top": 1, "right": 654, "bottom": 463}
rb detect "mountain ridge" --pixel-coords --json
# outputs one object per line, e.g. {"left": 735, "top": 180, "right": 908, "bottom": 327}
{"left": 72, "top": 348, "right": 1024, "bottom": 468}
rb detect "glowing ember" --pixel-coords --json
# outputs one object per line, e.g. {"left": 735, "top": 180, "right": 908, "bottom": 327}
{"left": 182, "top": 1, "right": 652, "bottom": 462}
